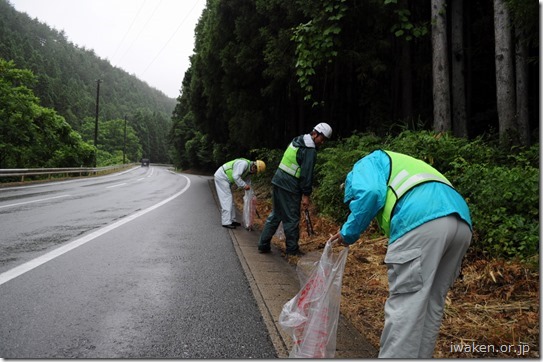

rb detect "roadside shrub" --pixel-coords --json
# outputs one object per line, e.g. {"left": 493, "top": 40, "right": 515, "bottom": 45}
{"left": 313, "top": 133, "right": 383, "bottom": 221}
{"left": 97, "top": 150, "right": 123, "bottom": 166}
{"left": 451, "top": 161, "right": 539, "bottom": 259}
{"left": 383, "top": 130, "right": 471, "bottom": 173}
{"left": 311, "top": 132, "right": 539, "bottom": 260}
{"left": 250, "top": 147, "right": 285, "bottom": 194}
{"left": 212, "top": 143, "right": 228, "bottom": 167}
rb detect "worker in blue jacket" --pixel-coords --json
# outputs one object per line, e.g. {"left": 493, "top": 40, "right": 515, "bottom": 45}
{"left": 330, "top": 149, "right": 472, "bottom": 358}
{"left": 258, "top": 123, "right": 332, "bottom": 255}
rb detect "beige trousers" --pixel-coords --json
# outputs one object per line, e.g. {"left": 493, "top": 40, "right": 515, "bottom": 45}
{"left": 378, "top": 214, "right": 472, "bottom": 358}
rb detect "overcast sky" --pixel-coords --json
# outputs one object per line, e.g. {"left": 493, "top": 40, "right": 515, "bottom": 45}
{"left": 10, "top": 0, "right": 207, "bottom": 99}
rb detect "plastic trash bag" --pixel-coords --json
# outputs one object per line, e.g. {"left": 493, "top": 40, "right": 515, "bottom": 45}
{"left": 242, "top": 188, "right": 257, "bottom": 230}
{"left": 274, "top": 222, "right": 285, "bottom": 240}
{"left": 279, "top": 239, "right": 349, "bottom": 358}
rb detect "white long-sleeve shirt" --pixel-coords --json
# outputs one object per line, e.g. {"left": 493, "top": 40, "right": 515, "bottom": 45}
{"left": 215, "top": 159, "right": 251, "bottom": 189}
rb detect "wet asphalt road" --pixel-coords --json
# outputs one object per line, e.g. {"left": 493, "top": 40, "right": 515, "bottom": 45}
{"left": 0, "top": 167, "right": 277, "bottom": 358}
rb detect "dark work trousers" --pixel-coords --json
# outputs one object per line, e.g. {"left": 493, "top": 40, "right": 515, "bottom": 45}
{"left": 258, "top": 185, "right": 302, "bottom": 253}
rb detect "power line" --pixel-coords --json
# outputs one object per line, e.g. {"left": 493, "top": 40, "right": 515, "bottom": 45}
{"left": 116, "top": 0, "right": 163, "bottom": 64}
{"left": 110, "top": 0, "right": 147, "bottom": 63}
{"left": 140, "top": 0, "right": 202, "bottom": 77}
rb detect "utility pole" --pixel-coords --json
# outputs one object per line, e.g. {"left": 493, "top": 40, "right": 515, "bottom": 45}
{"left": 94, "top": 79, "right": 102, "bottom": 167}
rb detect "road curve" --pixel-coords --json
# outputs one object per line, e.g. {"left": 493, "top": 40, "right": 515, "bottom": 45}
{"left": 0, "top": 168, "right": 277, "bottom": 358}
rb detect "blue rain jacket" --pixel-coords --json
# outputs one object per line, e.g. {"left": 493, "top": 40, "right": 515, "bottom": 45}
{"left": 340, "top": 150, "right": 472, "bottom": 245}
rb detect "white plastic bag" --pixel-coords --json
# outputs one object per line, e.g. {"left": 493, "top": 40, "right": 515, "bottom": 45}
{"left": 274, "top": 222, "right": 285, "bottom": 240}
{"left": 242, "top": 188, "right": 257, "bottom": 230}
{"left": 279, "top": 239, "right": 349, "bottom": 358}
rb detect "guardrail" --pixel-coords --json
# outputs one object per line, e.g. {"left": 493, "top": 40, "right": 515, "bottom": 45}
{"left": 0, "top": 164, "right": 137, "bottom": 182}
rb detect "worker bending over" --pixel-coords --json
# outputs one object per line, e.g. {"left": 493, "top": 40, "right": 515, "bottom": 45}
{"left": 331, "top": 150, "right": 472, "bottom": 358}
{"left": 214, "top": 159, "right": 265, "bottom": 229}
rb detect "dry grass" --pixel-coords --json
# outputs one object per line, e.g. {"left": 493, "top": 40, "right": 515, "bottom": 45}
{"left": 235, "top": 187, "right": 540, "bottom": 358}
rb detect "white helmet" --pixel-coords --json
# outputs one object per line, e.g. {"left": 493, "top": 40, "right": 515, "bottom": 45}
{"left": 313, "top": 122, "right": 333, "bottom": 139}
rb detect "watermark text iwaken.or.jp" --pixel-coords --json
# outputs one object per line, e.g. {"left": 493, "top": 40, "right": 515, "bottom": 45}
{"left": 450, "top": 341, "right": 530, "bottom": 356}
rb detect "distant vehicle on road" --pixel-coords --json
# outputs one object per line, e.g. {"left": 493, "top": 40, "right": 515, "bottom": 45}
{"left": 141, "top": 158, "right": 150, "bottom": 167}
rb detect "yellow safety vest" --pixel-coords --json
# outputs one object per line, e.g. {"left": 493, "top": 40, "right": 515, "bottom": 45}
{"left": 375, "top": 150, "right": 453, "bottom": 236}
{"left": 222, "top": 158, "right": 251, "bottom": 183}
{"left": 278, "top": 143, "right": 301, "bottom": 178}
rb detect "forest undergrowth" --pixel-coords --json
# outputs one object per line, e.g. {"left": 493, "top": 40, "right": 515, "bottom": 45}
{"left": 234, "top": 188, "right": 539, "bottom": 358}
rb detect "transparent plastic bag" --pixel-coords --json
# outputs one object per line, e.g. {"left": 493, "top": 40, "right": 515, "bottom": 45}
{"left": 242, "top": 188, "right": 256, "bottom": 230}
{"left": 279, "top": 239, "right": 349, "bottom": 358}
{"left": 274, "top": 222, "right": 285, "bottom": 240}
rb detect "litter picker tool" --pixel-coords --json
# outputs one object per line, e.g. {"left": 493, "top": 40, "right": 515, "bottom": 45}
{"left": 304, "top": 209, "right": 314, "bottom": 236}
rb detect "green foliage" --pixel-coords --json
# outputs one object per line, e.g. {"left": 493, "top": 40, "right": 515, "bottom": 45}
{"left": 250, "top": 147, "right": 285, "bottom": 184}
{"left": 246, "top": 146, "right": 291, "bottom": 199}
{"left": 212, "top": 143, "right": 228, "bottom": 169}
{"left": 505, "top": 0, "right": 539, "bottom": 47}
{"left": 182, "top": 131, "right": 215, "bottom": 171}
{"left": 169, "top": 0, "right": 538, "bottom": 171}
{"left": 313, "top": 134, "right": 383, "bottom": 219}
{"left": 96, "top": 149, "right": 123, "bottom": 167}
{"left": 313, "top": 131, "right": 539, "bottom": 260}
{"left": 79, "top": 117, "right": 143, "bottom": 166}
{"left": 381, "top": 130, "right": 472, "bottom": 173}
{"left": 386, "top": 1, "right": 429, "bottom": 41}
{"left": 0, "top": 58, "right": 94, "bottom": 168}
{"left": 0, "top": 1, "right": 176, "bottom": 165}
{"left": 451, "top": 160, "right": 539, "bottom": 258}
{"left": 291, "top": 0, "right": 347, "bottom": 104}
{"left": 170, "top": 108, "right": 197, "bottom": 169}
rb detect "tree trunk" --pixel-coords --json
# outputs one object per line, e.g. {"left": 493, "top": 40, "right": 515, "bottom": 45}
{"left": 451, "top": 0, "right": 468, "bottom": 138}
{"left": 400, "top": 0, "right": 413, "bottom": 123}
{"left": 515, "top": 26, "right": 530, "bottom": 146}
{"left": 431, "top": 0, "right": 451, "bottom": 132}
{"left": 493, "top": 0, "right": 516, "bottom": 144}
{"left": 464, "top": 1, "right": 473, "bottom": 136}
{"left": 401, "top": 38, "right": 413, "bottom": 122}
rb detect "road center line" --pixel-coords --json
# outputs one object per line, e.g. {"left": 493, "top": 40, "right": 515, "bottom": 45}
{"left": 0, "top": 174, "right": 191, "bottom": 286}
{"left": 0, "top": 194, "right": 71, "bottom": 209}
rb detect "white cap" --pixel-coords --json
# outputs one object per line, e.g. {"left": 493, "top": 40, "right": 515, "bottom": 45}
{"left": 313, "top": 123, "right": 333, "bottom": 139}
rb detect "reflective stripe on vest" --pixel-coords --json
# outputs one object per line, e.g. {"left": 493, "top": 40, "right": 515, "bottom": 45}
{"left": 278, "top": 143, "right": 301, "bottom": 178}
{"left": 222, "top": 158, "right": 251, "bottom": 183}
{"left": 375, "top": 150, "right": 453, "bottom": 236}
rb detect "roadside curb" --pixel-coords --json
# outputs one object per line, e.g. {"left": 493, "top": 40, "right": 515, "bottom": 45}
{"left": 229, "top": 227, "right": 293, "bottom": 358}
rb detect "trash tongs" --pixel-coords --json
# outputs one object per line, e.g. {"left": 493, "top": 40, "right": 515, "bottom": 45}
{"left": 304, "top": 209, "right": 315, "bottom": 236}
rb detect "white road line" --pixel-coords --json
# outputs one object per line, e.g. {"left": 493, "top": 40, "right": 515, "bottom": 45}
{"left": 106, "top": 183, "right": 127, "bottom": 189}
{"left": 0, "top": 194, "right": 71, "bottom": 209}
{"left": 0, "top": 174, "right": 191, "bottom": 286}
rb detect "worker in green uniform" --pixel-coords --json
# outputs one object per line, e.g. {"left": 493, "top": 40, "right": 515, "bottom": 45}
{"left": 258, "top": 123, "right": 332, "bottom": 255}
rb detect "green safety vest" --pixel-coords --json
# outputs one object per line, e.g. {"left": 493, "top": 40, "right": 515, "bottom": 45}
{"left": 375, "top": 150, "right": 454, "bottom": 236}
{"left": 278, "top": 143, "right": 301, "bottom": 178}
{"left": 222, "top": 158, "right": 251, "bottom": 183}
